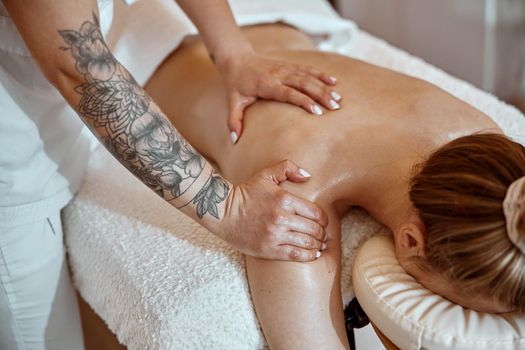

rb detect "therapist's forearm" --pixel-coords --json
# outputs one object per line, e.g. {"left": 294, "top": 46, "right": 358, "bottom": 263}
{"left": 53, "top": 13, "right": 231, "bottom": 230}
{"left": 175, "top": 0, "right": 253, "bottom": 65}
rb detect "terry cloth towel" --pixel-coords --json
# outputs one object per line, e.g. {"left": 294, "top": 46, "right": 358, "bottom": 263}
{"left": 108, "top": 0, "right": 357, "bottom": 86}
{"left": 64, "top": 1, "right": 525, "bottom": 349}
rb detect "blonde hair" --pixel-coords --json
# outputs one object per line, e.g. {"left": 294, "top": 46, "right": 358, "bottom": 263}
{"left": 409, "top": 133, "right": 525, "bottom": 311}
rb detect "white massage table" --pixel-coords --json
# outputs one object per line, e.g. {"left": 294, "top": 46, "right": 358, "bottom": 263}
{"left": 64, "top": 1, "right": 525, "bottom": 349}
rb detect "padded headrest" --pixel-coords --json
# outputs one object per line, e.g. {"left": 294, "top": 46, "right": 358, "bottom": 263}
{"left": 352, "top": 236, "right": 525, "bottom": 350}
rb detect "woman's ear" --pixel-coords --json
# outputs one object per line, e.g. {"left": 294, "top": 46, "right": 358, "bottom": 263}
{"left": 394, "top": 221, "right": 425, "bottom": 259}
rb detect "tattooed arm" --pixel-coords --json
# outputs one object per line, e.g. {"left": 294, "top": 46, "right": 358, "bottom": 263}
{"left": 56, "top": 13, "right": 227, "bottom": 222}
{"left": 4, "top": 1, "right": 329, "bottom": 261}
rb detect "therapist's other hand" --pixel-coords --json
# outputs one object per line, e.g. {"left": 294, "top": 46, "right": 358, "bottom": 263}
{"left": 218, "top": 160, "right": 328, "bottom": 262}
{"left": 217, "top": 50, "right": 341, "bottom": 144}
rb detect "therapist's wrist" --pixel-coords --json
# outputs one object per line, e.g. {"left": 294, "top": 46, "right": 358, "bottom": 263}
{"left": 211, "top": 41, "right": 255, "bottom": 74}
{"left": 200, "top": 181, "right": 234, "bottom": 239}
{"left": 176, "top": 172, "right": 233, "bottom": 238}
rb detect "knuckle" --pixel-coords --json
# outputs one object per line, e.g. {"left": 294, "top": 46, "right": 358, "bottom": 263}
{"left": 303, "top": 97, "right": 315, "bottom": 109}
{"left": 313, "top": 224, "right": 324, "bottom": 239}
{"left": 323, "top": 85, "right": 334, "bottom": 95}
{"left": 283, "top": 88, "right": 295, "bottom": 100}
{"left": 314, "top": 223, "right": 325, "bottom": 237}
{"left": 299, "top": 77, "right": 311, "bottom": 87}
{"left": 276, "top": 190, "right": 288, "bottom": 203}
{"left": 288, "top": 249, "right": 300, "bottom": 260}
{"left": 267, "top": 233, "right": 279, "bottom": 247}
{"left": 269, "top": 208, "right": 278, "bottom": 219}
{"left": 310, "top": 207, "right": 321, "bottom": 220}
{"left": 304, "top": 236, "right": 313, "bottom": 249}
{"left": 273, "top": 213, "right": 287, "bottom": 225}
{"left": 279, "top": 193, "right": 293, "bottom": 207}
{"left": 301, "top": 65, "right": 314, "bottom": 73}
{"left": 309, "top": 67, "right": 320, "bottom": 75}
{"left": 267, "top": 234, "right": 280, "bottom": 248}
{"left": 297, "top": 94, "right": 310, "bottom": 105}
{"left": 320, "top": 72, "right": 330, "bottom": 80}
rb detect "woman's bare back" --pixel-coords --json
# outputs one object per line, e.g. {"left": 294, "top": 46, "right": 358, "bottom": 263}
{"left": 145, "top": 24, "right": 499, "bottom": 222}
{"left": 144, "top": 24, "right": 502, "bottom": 349}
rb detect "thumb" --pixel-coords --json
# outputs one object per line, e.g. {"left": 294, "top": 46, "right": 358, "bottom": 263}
{"left": 260, "top": 160, "right": 312, "bottom": 185}
{"left": 228, "top": 93, "right": 255, "bottom": 144}
{"left": 228, "top": 103, "right": 243, "bottom": 144}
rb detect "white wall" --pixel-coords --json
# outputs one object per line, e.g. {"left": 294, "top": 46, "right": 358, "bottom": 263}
{"left": 337, "top": 0, "right": 525, "bottom": 100}
{"left": 491, "top": 0, "right": 525, "bottom": 99}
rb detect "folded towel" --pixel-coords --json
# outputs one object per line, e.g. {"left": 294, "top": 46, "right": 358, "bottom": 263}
{"left": 64, "top": 1, "right": 525, "bottom": 349}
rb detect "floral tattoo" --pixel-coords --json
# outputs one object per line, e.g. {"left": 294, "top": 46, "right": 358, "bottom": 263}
{"left": 59, "top": 13, "right": 229, "bottom": 219}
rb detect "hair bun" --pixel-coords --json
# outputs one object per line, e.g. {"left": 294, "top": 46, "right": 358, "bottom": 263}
{"left": 503, "top": 176, "right": 525, "bottom": 254}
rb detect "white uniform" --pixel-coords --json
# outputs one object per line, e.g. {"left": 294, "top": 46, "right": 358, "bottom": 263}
{"left": 0, "top": 1, "right": 114, "bottom": 349}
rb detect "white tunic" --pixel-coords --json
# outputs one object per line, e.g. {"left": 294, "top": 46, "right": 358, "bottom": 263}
{"left": 0, "top": 0, "right": 114, "bottom": 226}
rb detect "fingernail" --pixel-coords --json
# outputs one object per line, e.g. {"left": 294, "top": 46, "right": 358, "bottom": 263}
{"left": 321, "top": 243, "right": 327, "bottom": 250}
{"left": 331, "top": 91, "right": 342, "bottom": 101}
{"left": 315, "top": 251, "right": 322, "bottom": 259}
{"left": 230, "top": 131, "right": 238, "bottom": 144}
{"left": 311, "top": 105, "right": 323, "bottom": 116}
{"left": 329, "top": 99, "right": 340, "bottom": 110}
{"left": 298, "top": 168, "right": 311, "bottom": 178}
{"left": 329, "top": 76, "right": 337, "bottom": 84}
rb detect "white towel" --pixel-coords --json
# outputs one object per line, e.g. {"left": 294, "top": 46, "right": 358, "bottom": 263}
{"left": 64, "top": 2, "right": 525, "bottom": 349}
{"left": 108, "top": 0, "right": 357, "bottom": 86}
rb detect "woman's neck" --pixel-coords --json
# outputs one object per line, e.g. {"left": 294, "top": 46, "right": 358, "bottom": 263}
{"left": 348, "top": 157, "right": 417, "bottom": 233}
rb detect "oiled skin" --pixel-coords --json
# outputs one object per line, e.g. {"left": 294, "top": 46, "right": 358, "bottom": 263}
{"left": 145, "top": 24, "right": 500, "bottom": 349}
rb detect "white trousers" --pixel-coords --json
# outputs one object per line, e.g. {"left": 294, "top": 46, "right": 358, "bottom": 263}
{"left": 0, "top": 212, "right": 84, "bottom": 350}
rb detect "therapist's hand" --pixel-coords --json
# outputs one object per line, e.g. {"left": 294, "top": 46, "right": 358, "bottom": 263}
{"left": 216, "top": 49, "right": 341, "bottom": 144}
{"left": 217, "top": 160, "right": 328, "bottom": 262}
